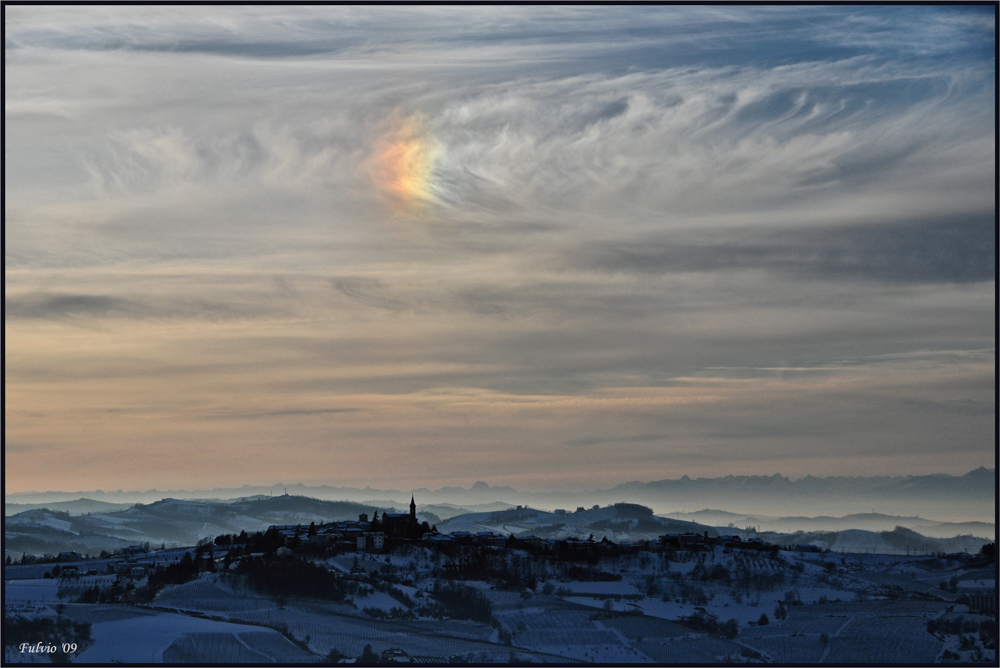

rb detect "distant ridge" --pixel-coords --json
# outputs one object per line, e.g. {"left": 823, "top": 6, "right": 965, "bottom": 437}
{"left": 6, "top": 468, "right": 993, "bottom": 523}
{"left": 3, "top": 498, "right": 135, "bottom": 516}
{"left": 6, "top": 492, "right": 992, "bottom": 559}
{"left": 670, "top": 509, "right": 994, "bottom": 540}
{"left": 7, "top": 468, "right": 992, "bottom": 502}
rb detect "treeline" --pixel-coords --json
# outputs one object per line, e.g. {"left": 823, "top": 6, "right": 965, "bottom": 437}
{"left": 562, "top": 564, "right": 622, "bottom": 582}
{"left": 212, "top": 526, "right": 347, "bottom": 558}
{"left": 928, "top": 616, "right": 996, "bottom": 645}
{"left": 417, "top": 582, "right": 493, "bottom": 625}
{"left": 694, "top": 564, "right": 787, "bottom": 593}
{"left": 612, "top": 503, "right": 654, "bottom": 519}
{"left": 439, "top": 546, "right": 539, "bottom": 590}
{"left": 148, "top": 551, "right": 211, "bottom": 588}
{"left": 236, "top": 554, "right": 351, "bottom": 602}
{"left": 212, "top": 527, "right": 285, "bottom": 553}
{"left": 363, "top": 607, "right": 417, "bottom": 621}
{"left": 348, "top": 568, "right": 493, "bottom": 625}
{"left": 680, "top": 611, "right": 739, "bottom": 640}
{"left": 78, "top": 578, "right": 147, "bottom": 604}
{"left": 73, "top": 546, "right": 357, "bottom": 607}
{"left": 436, "top": 546, "right": 633, "bottom": 590}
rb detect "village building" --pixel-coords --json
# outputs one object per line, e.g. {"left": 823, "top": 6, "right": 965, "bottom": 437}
{"left": 358, "top": 532, "right": 386, "bottom": 551}
{"left": 380, "top": 496, "right": 418, "bottom": 539}
{"left": 265, "top": 498, "right": 419, "bottom": 552}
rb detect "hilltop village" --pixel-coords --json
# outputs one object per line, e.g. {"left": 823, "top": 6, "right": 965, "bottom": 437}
{"left": 268, "top": 498, "right": 779, "bottom": 559}
{"left": 7, "top": 499, "right": 791, "bottom": 581}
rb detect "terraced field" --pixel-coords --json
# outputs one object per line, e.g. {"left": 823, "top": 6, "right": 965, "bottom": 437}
{"left": 739, "top": 602, "right": 945, "bottom": 664}
{"left": 824, "top": 634, "right": 942, "bottom": 664}
{"left": 162, "top": 631, "right": 313, "bottom": 663}
{"left": 508, "top": 609, "right": 621, "bottom": 648}
{"left": 154, "top": 575, "right": 273, "bottom": 614}
{"left": 823, "top": 616, "right": 943, "bottom": 663}
{"left": 223, "top": 601, "right": 559, "bottom": 662}
{"left": 741, "top": 614, "right": 848, "bottom": 638}
{"left": 637, "top": 635, "right": 744, "bottom": 663}
{"left": 599, "top": 614, "right": 691, "bottom": 640}
{"left": 60, "top": 603, "right": 161, "bottom": 625}
{"left": 407, "top": 618, "right": 495, "bottom": 642}
{"left": 72, "top": 612, "right": 300, "bottom": 663}
{"left": 742, "top": 633, "right": 826, "bottom": 663}
{"left": 144, "top": 577, "right": 503, "bottom": 660}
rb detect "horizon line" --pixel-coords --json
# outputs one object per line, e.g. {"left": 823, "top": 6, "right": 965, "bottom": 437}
{"left": 5, "top": 466, "right": 994, "bottom": 498}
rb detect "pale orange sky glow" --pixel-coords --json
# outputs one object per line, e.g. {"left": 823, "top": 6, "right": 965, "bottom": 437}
{"left": 4, "top": 6, "right": 995, "bottom": 498}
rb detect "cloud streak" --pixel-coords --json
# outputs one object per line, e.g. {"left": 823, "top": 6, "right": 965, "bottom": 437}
{"left": 576, "top": 215, "right": 995, "bottom": 283}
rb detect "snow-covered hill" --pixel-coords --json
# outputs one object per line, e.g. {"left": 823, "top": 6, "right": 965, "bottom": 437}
{"left": 4, "top": 496, "right": 416, "bottom": 558}
{"left": 438, "top": 503, "right": 716, "bottom": 542}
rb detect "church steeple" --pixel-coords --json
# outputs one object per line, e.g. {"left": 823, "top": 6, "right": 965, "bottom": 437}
{"left": 410, "top": 495, "right": 417, "bottom": 527}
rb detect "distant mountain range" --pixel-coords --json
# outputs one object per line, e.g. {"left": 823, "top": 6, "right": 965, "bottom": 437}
{"left": 6, "top": 467, "right": 994, "bottom": 524}
{"left": 671, "top": 509, "right": 994, "bottom": 540}
{"left": 758, "top": 526, "right": 992, "bottom": 556}
{"left": 592, "top": 468, "right": 995, "bottom": 520}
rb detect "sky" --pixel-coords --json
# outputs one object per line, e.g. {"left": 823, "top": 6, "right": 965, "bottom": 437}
{"left": 4, "top": 6, "right": 995, "bottom": 494}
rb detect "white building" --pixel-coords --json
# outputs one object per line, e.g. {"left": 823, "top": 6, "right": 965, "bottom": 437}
{"left": 357, "top": 532, "right": 385, "bottom": 551}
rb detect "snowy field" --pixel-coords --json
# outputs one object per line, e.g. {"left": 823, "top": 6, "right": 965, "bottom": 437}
{"left": 71, "top": 612, "right": 310, "bottom": 663}
{"left": 140, "top": 574, "right": 576, "bottom": 662}
{"left": 4, "top": 544, "right": 992, "bottom": 663}
{"left": 637, "top": 635, "right": 745, "bottom": 663}
{"left": 4, "top": 579, "right": 62, "bottom": 603}
{"left": 957, "top": 577, "right": 995, "bottom": 589}
{"left": 5, "top": 559, "right": 126, "bottom": 580}
{"left": 60, "top": 603, "right": 162, "bottom": 625}
{"left": 154, "top": 574, "right": 279, "bottom": 614}
{"left": 739, "top": 600, "right": 950, "bottom": 663}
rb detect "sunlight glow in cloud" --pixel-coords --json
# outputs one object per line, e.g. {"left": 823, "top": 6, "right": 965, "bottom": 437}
{"left": 372, "top": 113, "right": 440, "bottom": 213}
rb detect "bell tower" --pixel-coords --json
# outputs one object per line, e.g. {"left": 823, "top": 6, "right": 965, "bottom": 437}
{"left": 410, "top": 495, "right": 417, "bottom": 529}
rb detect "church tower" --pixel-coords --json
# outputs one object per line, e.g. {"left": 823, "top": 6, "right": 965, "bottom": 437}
{"left": 410, "top": 495, "right": 417, "bottom": 530}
